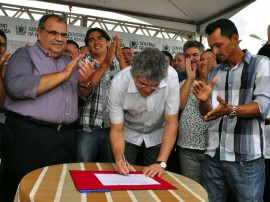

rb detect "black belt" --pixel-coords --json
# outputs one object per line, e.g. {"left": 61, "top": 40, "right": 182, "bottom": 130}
{"left": 180, "top": 147, "right": 205, "bottom": 154}
{"left": 5, "top": 111, "right": 78, "bottom": 131}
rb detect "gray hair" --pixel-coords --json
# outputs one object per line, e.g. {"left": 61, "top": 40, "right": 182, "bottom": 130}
{"left": 131, "top": 48, "right": 168, "bottom": 82}
{"left": 38, "top": 14, "right": 67, "bottom": 30}
{"left": 183, "top": 40, "right": 204, "bottom": 53}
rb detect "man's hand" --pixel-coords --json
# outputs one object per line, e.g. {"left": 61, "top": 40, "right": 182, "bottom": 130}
{"left": 78, "top": 60, "right": 94, "bottom": 86}
{"left": 69, "top": 47, "right": 80, "bottom": 59}
{"left": 193, "top": 76, "right": 218, "bottom": 101}
{"left": 115, "top": 159, "right": 131, "bottom": 176}
{"left": 103, "top": 37, "right": 117, "bottom": 66}
{"left": 142, "top": 163, "right": 165, "bottom": 177}
{"left": 0, "top": 52, "right": 11, "bottom": 77}
{"left": 114, "top": 35, "right": 127, "bottom": 68}
{"left": 62, "top": 54, "right": 84, "bottom": 81}
{"left": 204, "top": 95, "right": 230, "bottom": 122}
{"left": 185, "top": 57, "right": 196, "bottom": 80}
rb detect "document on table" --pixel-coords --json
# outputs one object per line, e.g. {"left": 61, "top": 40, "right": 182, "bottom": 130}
{"left": 95, "top": 174, "right": 160, "bottom": 186}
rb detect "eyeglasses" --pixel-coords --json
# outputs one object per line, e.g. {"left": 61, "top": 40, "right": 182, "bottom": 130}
{"left": 134, "top": 77, "right": 159, "bottom": 90}
{"left": 41, "top": 29, "right": 68, "bottom": 38}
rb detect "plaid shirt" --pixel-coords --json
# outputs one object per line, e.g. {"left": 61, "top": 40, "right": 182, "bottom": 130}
{"left": 80, "top": 56, "right": 120, "bottom": 131}
{"left": 206, "top": 50, "right": 270, "bottom": 161}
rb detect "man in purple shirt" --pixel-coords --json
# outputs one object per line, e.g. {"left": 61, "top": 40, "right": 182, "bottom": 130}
{"left": 0, "top": 14, "right": 94, "bottom": 202}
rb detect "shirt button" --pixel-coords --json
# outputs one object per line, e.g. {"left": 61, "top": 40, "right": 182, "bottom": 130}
{"left": 65, "top": 113, "right": 68, "bottom": 115}
{"left": 66, "top": 98, "right": 69, "bottom": 101}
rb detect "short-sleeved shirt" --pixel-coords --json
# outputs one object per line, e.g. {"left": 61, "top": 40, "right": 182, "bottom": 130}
{"left": 206, "top": 50, "right": 270, "bottom": 161}
{"left": 108, "top": 66, "right": 180, "bottom": 148}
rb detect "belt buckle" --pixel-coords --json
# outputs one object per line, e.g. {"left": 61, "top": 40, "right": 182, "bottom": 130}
{"left": 57, "top": 124, "right": 63, "bottom": 131}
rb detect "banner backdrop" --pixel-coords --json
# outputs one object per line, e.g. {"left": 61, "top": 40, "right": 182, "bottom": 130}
{"left": 0, "top": 16, "right": 184, "bottom": 56}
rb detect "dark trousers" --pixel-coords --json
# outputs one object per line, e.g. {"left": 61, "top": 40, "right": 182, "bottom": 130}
{"left": 0, "top": 122, "right": 3, "bottom": 158}
{"left": 264, "top": 159, "right": 270, "bottom": 201}
{"left": 0, "top": 115, "right": 78, "bottom": 202}
{"left": 125, "top": 141, "right": 161, "bottom": 166}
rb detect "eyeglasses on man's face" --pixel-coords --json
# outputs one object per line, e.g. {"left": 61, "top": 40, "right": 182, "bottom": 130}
{"left": 41, "top": 29, "right": 68, "bottom": 38}
{"left": 134, "top": 77, "right": 159, "bottom": 90}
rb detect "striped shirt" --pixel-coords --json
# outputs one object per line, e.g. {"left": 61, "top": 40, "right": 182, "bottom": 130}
{"left": 206, "top": 50, "right": 270, "bottom": 161}
{"left": 80, "top": 56, "right": 120, "bottom": 131}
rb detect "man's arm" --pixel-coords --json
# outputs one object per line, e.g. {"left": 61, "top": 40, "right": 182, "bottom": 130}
{"left": 203, "top": 95, "right": 260, "bottom": 122}
{"left": 36, "top": 54, "right": 83, "bottom": 96}
{"left": 0, "top": 52, "right": 11, "bottom": 107}
{"left": 193, "top": 77, "right": 218, "bottom": 115}
{"left": 0, "top": 74, "right": 4, "bottom": 108}
{"left": 180, "top": 58, "right": 196, "bottom": 110}
{"left": 77, "top": 60, "right": 95, "bottom": 98}
{"left": 110, "top": 122, "right": 131, "bottom": 175}
{"left": 87, "top": 39, "right": 117, "bottom": 86}
{"left": 114, "top": 36, "right": 128, "bottom": 69}
{"left": 142, "top": 113, "right": 178, "bottom": 177}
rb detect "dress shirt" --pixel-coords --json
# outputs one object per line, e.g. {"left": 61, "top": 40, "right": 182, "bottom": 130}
{"left": 4, "top": 42, "right": 79, "bottom": 124}
{"left": 109, "top": 66, "right": 179, "bottom": 148}
{"left": 80, "top": 56, "right": 120, "bottom": 131}
{"left": 206, "top": 50, "right": 270, "bottom": 161}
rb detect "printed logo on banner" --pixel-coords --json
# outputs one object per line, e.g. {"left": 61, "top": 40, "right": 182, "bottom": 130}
{"left": 162, "top": 44, "right": 171, "bottom": 52}
{"left": 119, "top": 39, "right": 125, "bottom": 48}
{"left": 129, "top": 39, "right": 138, "bottom": 49}
{"left": 16, "top": 24, "right": 27, "bottom": 35}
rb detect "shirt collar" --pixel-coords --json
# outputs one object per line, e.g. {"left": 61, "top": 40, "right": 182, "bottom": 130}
{"left": 35, "top": 41, "right": 63, "bottom": 59}
{"left": 219, "top": 49, "right": 253, "bottom": 70}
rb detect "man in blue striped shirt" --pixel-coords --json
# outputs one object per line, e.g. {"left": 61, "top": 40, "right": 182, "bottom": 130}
{"left": 193, "top": 19, "right": 270, "bottom": 202}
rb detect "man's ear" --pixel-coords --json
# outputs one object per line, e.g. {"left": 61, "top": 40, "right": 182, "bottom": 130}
{"left": 231, "top": 34, "right": 239, "bottom": 44}
{"left": 37, "top": 28, "right": 42, "bottom": 41}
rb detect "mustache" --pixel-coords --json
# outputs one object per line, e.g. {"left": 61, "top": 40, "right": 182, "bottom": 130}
{"left": 51, "top": 41, "right": 64, "bottom": 46}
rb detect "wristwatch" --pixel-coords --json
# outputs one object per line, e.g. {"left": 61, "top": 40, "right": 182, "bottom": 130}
{"left": 228, "top": 105, "right": 237, "bottom": 118}
{"left": 156, "top": 161, "right": 167, "bottom": 169}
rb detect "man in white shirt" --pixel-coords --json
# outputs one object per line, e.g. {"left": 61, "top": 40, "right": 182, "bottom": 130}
{"left": 109, "top": 48, "right": 179, "bottom": 177}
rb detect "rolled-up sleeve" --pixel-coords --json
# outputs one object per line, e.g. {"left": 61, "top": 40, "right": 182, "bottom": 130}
{"left": 253, "top": 57, "right": 270, "bottom": 119}
{"left": 165, "top": 75, "right": 180, "bottom": 115}
{"left": 108, "top": 81, "right": 124, "bottom": 124}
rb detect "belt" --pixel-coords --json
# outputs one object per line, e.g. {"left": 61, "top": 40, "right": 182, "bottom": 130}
{"left": 180, "top": 147, "right": 205, "bottom": 154}
{"left": 6, "top": 111, "right": 78, "bottom": 131}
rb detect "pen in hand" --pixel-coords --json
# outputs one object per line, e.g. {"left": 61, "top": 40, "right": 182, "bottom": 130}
{"left": 123, "top": 155, "right": 127, "bottom": 165}
{"left": 122, "top": 155, "right": 130, "bottom": 176}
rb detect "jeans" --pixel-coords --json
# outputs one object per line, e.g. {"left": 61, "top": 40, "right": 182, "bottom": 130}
{"left": 124, "top": 141, "right": 161, "bottom": 166}
{"left": 77, "top": 127, "right": 114, "bottom": 162}
{"left": 203, "top": 155, "right": 265, "bottom": 202}
{"left": 178, "top": 147, "right": 204, "bottom": 184}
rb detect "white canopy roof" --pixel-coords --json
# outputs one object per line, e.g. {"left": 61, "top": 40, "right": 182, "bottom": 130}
{"left": 38, "top": 0, "right": 256, "bottom": 34}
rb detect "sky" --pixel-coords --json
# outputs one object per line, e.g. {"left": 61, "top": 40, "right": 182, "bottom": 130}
{"left": 0, "top": 0, "right": 269, "bottom": 54}
{"left": 231, "top": 0, "right": 270, "bottom": 54}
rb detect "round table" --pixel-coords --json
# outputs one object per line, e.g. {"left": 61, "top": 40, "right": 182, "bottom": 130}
{"left": 15, "top": 162, "right": 208, "bottom": 202}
